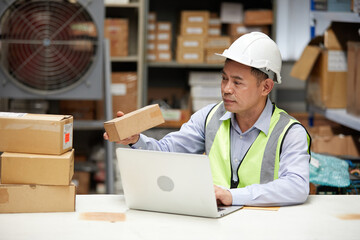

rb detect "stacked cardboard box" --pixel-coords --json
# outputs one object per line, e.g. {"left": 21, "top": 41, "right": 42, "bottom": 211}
{"left": 104, "top": 18, "right": 129, "bottom": 57}
{"left": 204, "top": 36, "right": 231, "bottom": 64}
{"left": 291, "top": 22, "right": 360, "bottom": 109}
{"left": 208, "top": 13, "right": 221, "bottom": 37}
{"left": 347, "top": 42, "right": 360, "bottom": 116}
{"left": 176, "top": 11, "right": 210, "bottom": 63}
{"left": 227, "top": 9, "right": 271, "bottom": 42}
{"left": 0, "top": 112, "right": 76, "bottom": 213}
{"left": 147, "top": 12, "right": 172, "bottom": 62}
{"left": 111, "top": 72, "right": 138, "bottom": 116}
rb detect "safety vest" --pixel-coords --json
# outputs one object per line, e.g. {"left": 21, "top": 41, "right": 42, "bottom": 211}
{"left": 205, "top": 102, "right": 311, "bottom": 189}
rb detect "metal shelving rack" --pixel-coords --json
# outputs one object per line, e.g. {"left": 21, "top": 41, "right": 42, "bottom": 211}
{"left": 102, "top": 0, "right": 146, "bottom": 193}
{"left": 308, "top": 3, "right": 360, "bottom": 132}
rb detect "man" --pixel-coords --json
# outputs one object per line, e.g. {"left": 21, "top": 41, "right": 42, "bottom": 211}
{"left": 104, "top": 32, "right": 311, "bottom": 207}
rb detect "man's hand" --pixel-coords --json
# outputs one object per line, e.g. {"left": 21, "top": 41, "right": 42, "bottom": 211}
{"left": 214, "top": 185, "right": 232, "bottom": 206}
{"left": 103, "top": 111, "right": 140, "bottom": 145}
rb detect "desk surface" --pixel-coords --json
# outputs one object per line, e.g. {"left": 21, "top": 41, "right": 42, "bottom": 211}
{"left": 1, "top": 195, "right": 359, "bottom": 240}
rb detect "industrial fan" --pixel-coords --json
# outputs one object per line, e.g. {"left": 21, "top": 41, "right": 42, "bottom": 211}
{"left": 0, "top": 0, "right": 104, "bottom": 99}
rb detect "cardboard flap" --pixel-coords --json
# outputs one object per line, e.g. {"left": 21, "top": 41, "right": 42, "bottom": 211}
{"left": 290, "top": 45, "right": 322, "bottom": 81}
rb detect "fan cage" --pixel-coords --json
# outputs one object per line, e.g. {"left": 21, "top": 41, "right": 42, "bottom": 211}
{"left": 0, "top": 0, "right": 99, "bottom": 95}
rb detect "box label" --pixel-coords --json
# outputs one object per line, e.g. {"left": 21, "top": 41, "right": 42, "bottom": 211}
{"left": 111, "top": 84, "right": 127, "bottom": 96}
{"left": 186, "top": 27, "right": 203, "bottom": 34}
{"left": 188, "top": 16, "right": 204, "bottom": 23}
{"left": 184, "top": 53, "right": 199, "bottom": 60}
{"left": 0, "top": 112, "right": 27, "bottom": 118}
{"left": 183, "top": 40, "right": 199, "bottom": 47}
{"left": 328, "top": 51, "right": 347, "bottom": 72}
{"left": 161, "top": 109, "right": 181, "bottom": 121}
{"left": 63, "top": 123, "right": 73, "bottom": 150}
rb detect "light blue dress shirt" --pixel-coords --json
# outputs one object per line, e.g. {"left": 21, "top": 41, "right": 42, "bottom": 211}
{"left": 132, "top": 98, "right": 310, "bottom": 206}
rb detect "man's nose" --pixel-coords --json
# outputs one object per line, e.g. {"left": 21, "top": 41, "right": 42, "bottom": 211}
{"left": 224, "top": 81, "right": 234, "bottom": 94}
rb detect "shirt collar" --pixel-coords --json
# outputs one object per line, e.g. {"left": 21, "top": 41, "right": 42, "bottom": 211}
{"left": 219, "top": 98, "right": 273, "bottom": 136}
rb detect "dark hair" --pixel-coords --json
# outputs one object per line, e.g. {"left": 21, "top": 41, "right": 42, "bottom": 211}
{"left": 251, "top": 67, "right": 268, "bottom": 86}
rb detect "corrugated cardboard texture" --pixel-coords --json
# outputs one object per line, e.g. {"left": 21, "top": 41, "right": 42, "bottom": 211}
{"left": 347, "top": 42, "right": 360, "bottom": 116}
{"left": 1, "top": 149, "right": 74, "bottom": 185}
{"left": 111, "top": 72, "right": 138, "bottom": 116}
{"left": 308, "top": 50, "right": 347, "bottom": 108}
{"left": 0, "top": 184, "right": 76, "bottom": 213}
{"left": 290, "top": 45, "right": 321, "bottom": 81}
{"left": 0, "top": 113, "right": 73, "bottom": 155}
{"left": 104, "top": 104, "right": 164, "bottom": 141}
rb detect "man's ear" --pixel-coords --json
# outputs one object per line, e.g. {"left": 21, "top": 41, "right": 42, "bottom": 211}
{"left": 262, "top": 78, "right": 274, "bottom": 96}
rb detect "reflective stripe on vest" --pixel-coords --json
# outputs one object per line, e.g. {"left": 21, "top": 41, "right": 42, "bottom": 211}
{"left": 205, "top": 102, "right": 310, "bottom": 188}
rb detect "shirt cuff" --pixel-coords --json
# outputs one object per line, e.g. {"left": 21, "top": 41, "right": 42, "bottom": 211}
{"left": 229, "top": 187, "right": 253, "bottom": 206}
{"left": 130, "top": 134, "right": 147, "bottom": 149}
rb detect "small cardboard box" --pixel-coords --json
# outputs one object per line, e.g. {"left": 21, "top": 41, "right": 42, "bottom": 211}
{"left": 111, "top": 72, "right": 138, "bottom": 116}
{"left": 291, "top": 39, "right": 347, "bottom": 108}
{"left": 180, "top": 11, "right": 210, "bottom": 25}
{"left": 0, "top": 184, "right": 76, "bottom": 213}
{"left": 156, "top": 51, "right": 172, "bottom": 62}
{"left": 311, "top": 135, "right": 360, "bottom": 157}
{"left": 205, "top": 36, "right": 231, "bottom": 49}
{"left": 104, "top": 104, "right": 164, "bottom": 142}
{"left": 177, "top": 36, "right": 205, "bottom": 50}
{"left": 244, "top": 9, "right": 273, "bottom": 25}
{"left": 0, "top": 112, "right": 73, "bottom": 155}
{"left": 176, "top": 49, "right": 204, "bottom": 63}
{"left": 205, "top": 48, "right": 226, "bottom": 64}
{"left": 347, "top": 42, "right": 360, "bottom": 116}
{"left": 180, "top": 24, "right": 208, "bottom": 37}
{"left": 1, "top": 149, "right": 74, "bottom": 186}
{"left": 104, "top": 18, "right": 129, "bottom": 56}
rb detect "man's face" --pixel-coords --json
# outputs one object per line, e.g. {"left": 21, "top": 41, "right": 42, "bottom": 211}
{"left": 220, "top": 60, "right": 267, "bottom": 115}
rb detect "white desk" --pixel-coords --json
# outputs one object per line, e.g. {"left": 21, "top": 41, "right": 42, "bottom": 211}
{"left": 1, "top": 195, "right": 359, "bottom": 240}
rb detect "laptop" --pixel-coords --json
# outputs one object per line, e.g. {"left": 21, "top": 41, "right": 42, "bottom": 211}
{"left": 116, "top": 148, "right": 243, "bottom": 218}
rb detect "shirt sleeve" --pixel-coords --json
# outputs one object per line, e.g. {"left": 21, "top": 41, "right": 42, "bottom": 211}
{"left": 131, "top": 104, "right": 216, "bottom": 154}
{"left": 229, "top": 124, "right": 310, "bottom": 206}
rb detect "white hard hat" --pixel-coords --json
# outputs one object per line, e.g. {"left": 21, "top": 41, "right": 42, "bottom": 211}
{"left": 216, "top": 32, "right": 282, "bottom": 84}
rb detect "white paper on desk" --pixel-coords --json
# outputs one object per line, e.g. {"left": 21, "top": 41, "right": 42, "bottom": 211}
{"left": 220, "top": 2, "right": 243, "bottom": 23}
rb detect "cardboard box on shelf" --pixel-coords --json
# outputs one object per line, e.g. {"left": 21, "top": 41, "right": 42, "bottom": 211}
{"left": 156, "top": 51, "right": 172, "bottom": 62}
{"left": 180, "top": 11, "right": 210, "bottom": 26}
{"left": 111, "top": 72, "right": 137, "bottom": 116}
{"left": 177, "top": 36, "right": 205, "bottom": 50}
{"left": 291, "top": 38, "right": 347, "bottom": 109}
{"left": 346, "top": 42, "right": 360, "bottom": 116}
{"left": 176, "top": 49, "right": 204, "bottom": 63}
{"left": 104, "top": 104, "right": 164, "bottom": 142}
{"left": 148, "top": 12, "right": 157, "bottom": 22}
{"left": 205, "top": 36, "right": 231, "bottom": 49}
{"left": 104, "top": 18, "right": 129, "bottom": 56}
{"left": 205, "top": 48, "right": 226, "bottom": 64}
{"left": 0, "top": 184, "right": 76, "bottom": 213}
{"left": 0, "top": 113, "right": 73, "bottom": 155}
{"left": 1, "top": 149, "right": 74, "bottom": 186}
{"left": 180, "top": 24, "right": 208, "bottom": 37}
{"left": 309, "top": 125, "right": 360, "bottom": 157}
{"left": 156, "top": 22, "right": 171, "bottom": 33}
{"left": 244, "top": 9, "right": 273, "bottom": 26}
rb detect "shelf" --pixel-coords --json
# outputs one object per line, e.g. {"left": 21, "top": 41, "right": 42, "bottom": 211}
{"left": 147, "top": 61, "right": 224, "bottom": 69}
{"left": 310, "top": 11, "right": 360, "bottom": 23}
{"left": 111, "top": 55, "right": 138, "bottom": 62}
{"left": 105, "top": 2, "right": 140, "bottom": 8}
{"left": 309, "top": 105, "right": 360, "bottom": 132}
